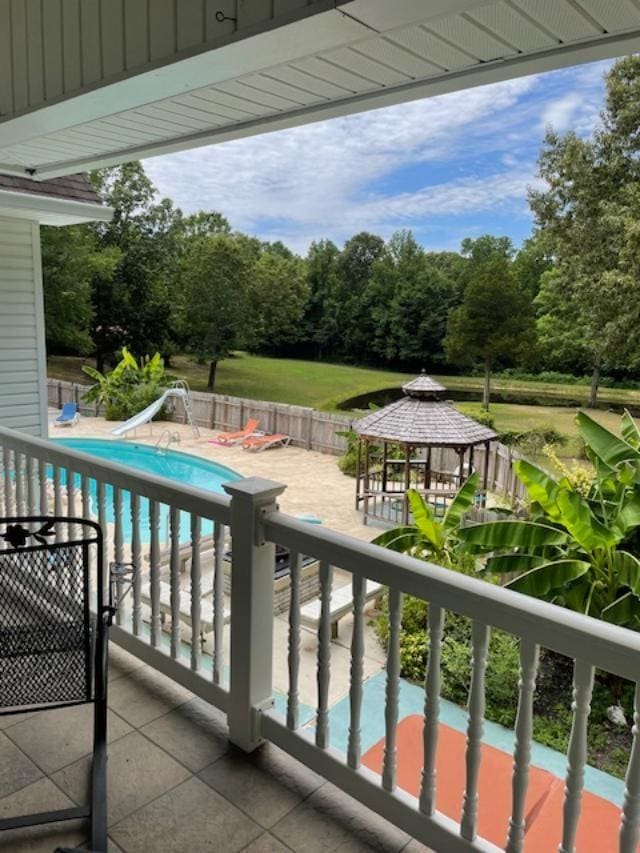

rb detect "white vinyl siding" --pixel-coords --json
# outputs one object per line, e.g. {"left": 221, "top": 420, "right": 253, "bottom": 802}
{"left": 0, "top": 217, "right": 47, "bottom": 437}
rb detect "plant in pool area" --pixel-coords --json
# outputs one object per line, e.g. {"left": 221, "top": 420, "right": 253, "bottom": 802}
{"left": 372, "top": 471, "right": 479, "bottom": 569}
{"left": 82, "top": 347, "right": 173, "bottom": 421}
{"left": 458, "top": 411, "right": 640, "bottom": 629}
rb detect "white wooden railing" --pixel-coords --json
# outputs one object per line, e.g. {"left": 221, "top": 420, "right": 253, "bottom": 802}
{"left": 1, "top": 425, "right": 640, "bottom": 851}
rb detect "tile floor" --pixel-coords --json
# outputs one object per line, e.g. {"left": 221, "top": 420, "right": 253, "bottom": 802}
{"left": 0, "top": 645, "right": 432, "bottom": 853}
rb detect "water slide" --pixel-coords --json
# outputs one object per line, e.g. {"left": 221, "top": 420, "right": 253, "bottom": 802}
{"left": 111, "top": 388, "right": 188, "bottom": 437}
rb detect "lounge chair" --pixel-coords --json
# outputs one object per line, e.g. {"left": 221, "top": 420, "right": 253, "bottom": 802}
{"left": 211, "top": 418, "right": 260, "bottom": 446}
{"left": 242, "top": 433, "right": 290, "bottom": 452}
{"left": 54, "top": 402, "right": 79, "bottom": 427}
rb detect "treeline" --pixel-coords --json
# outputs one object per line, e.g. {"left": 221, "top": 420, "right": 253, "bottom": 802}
{"left": 42, "top": 56, "right": 640, "bottom": 407}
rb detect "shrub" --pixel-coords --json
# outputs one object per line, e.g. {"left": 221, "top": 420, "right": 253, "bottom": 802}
{"left": 498, "top": 423, "right": 566, "bottom": 454}
{"left": 83, "top": 348, "right": 174, "bottom": 421}
{"left": 470, "top": 411, "right": 495, "bottom": 429}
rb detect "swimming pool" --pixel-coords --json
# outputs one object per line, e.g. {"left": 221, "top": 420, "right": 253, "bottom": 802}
{"left": 53, "top": 438, "right": 241, "bottom": 543}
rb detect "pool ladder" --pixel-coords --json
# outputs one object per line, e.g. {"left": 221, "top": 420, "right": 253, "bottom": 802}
{"left": 155, "top": 429, "right": 181, "bottom": 455}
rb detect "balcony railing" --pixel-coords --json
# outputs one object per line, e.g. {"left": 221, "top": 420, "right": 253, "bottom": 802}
{"left": 1, "top": 424, "right": 639, "bottom": 852}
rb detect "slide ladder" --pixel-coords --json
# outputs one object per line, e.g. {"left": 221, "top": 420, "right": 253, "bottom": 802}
{"left": 173, "top": 380, "right": 200, "bottom": 439}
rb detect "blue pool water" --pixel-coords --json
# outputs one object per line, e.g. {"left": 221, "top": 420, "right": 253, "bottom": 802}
{"left": 53, "top": 438, "right": 241, "bottom": 543}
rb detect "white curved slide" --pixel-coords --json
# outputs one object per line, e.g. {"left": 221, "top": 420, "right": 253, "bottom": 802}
{"left": 111, "top": 388, "right": 187, "bottom": 437}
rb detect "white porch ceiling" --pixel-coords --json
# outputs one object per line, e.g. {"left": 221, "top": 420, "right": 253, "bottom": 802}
{"left": 1, "top": 0, "right": 639, "bottom": 179}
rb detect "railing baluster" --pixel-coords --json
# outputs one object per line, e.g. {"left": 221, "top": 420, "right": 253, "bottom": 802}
{"left": 213, "top": 521, "right": 225, "bottom": 685}
{"left": 4, "top": 449, "right": 14, "bottom": 516}
{"left": 81, "top": 474, "right": 91, "bottom": 520}
{"left": 131, "top": 492, "right": 142, "bottom": 636}
{"left": 149, "top": 500, "right": 161, "bottom": 647}
{"left": 287, "top": 550, "right": 301, "bottom": 730}
{"left": 0, "top": 446, "right": 5, "bottom": 516}
{"left": 53, "top": 466, "right": 63, "bottom": 541}
{"left": 316, "top": 560, "right": 333, "bottom": 749}
{"left": 559, "top": 659, "right": 595, "bottom": 853}
{"left": 38, "top": 458, "right": 48, "bottom": 515}
{"left": 506, "top": 638, "right": 540, "bottom": 853}
{"left": 97, "top": 481, "right": 108, "bottom": 601}
{"left": 190, "top": 514, "right": 202, "bottom": 671}
{"left": 620, "top": 683, "right": 640, "bottom": 852}
{"left": 169, "top": 506, "right": 181, "bottom": 659}
{"left": 15, "top": 452, "right": 26, "bottom": 515}
{"left": 67, "top": 467, "right": 77, "bottom": 540}
{"left": 461, "top": 621, "right": 490, "bottom": 841}
{"left": 113, "top": 486, "right": 124, "bottom": 626}
{"left": 27, "top": 457, "right": 37, "bottom": 515}
{"left": 419, "top": 603, "right": 444, "bottom": 816}
{"left": 382, "top": 587, "right": 403, "bottom": 792}
{"left": 347, "top": 573, "right": 365, "bottom": 769}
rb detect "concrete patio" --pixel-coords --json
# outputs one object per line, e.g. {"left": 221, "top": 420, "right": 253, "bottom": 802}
{"left": 0, "top": 644, "right": 431, "bottom": 853}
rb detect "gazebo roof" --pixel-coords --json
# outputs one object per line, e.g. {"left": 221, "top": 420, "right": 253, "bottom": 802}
{"left": 355, "top": 373, "right": 497, "bottom": 447}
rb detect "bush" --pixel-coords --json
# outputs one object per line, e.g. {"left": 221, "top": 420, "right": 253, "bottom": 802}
{"left": 471, "top": 411, "right": 495, "bottom": 429}
{"left": 83, "top": 348, "right": 174, "bottom": 421}
{"left": 499, "top": 423, "right": 567, "bottom": 454}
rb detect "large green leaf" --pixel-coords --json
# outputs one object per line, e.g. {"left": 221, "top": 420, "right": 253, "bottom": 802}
{"left": 612, "top": 550, "right": 640, "bottom": 596}
{"left": 372, "top": 527, "right": 423, "bottom": 554}
{"left": 576, "top": 412, "right": 639, "bottom": 468}
{"left": 514, "top": 460, "right": 561, "bottom": 521}
{"left": 483, "top": 553, "right": 546, "bottom": 574}
{"left": 442, "top": 472, "right": 479, "bottom": 536}
{"left": 556, "top": 489, "right": 618, "bottom": 551}
{"left": 621, "top": 410, "right": 640, "bottom": 449}
{"left": 615, "top": 494, "right": 640, "bottom": 537}
{"left": 506, "top": 559, "right": 590, "bottom": 597}
{"left": 407, "top": 489, "right": 443, "bottom": 550}
{"left": 459, "top": 520, "right": 568, "bottom": 549}
{"left": 601, "top": 592, "right": 640, "bottom": 627}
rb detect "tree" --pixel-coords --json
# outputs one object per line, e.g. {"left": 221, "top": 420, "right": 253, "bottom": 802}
{"left": 444, "top": 256, "right": 536, "bottom": 409}
{"left": 512, "top": 232, "right": 553, "bottom": 301}
{"left": 301, "top": 240, "right": 342, "bottom": 360}
{"left": 535, "top": 269, "right": 591, "bottom": 374}
{"left": 180, "top": 234, "right": 253, "bottom": 390}
{"left": 335, "top": 231, "right": 385, "bottom": 362}
{"left": 530, "top": 56, "right": 640, "bottom": 407}
{"left": 248, "top": 250, "right": 309, "bottom": 353}
{"left": 40, "top": 225, "right": 120, "bottom": 355}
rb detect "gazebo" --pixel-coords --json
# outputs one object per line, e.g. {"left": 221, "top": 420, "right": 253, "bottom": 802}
{"left": 354, "top": 372, "right": 497, "bottom": 525}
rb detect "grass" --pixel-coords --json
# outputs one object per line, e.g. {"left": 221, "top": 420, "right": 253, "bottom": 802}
{"left": 48, "top": 353, "right": 635, "bottom": 456}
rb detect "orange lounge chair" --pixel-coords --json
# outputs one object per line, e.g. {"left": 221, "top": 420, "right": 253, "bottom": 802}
{"left": 242, "top": 433, "right": 290, "bottom": 452}
{"left": 210, "top": 419, "right": 260, "bottom": 446}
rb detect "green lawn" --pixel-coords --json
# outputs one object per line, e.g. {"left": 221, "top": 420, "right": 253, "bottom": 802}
{"left": 48, "top": 353, "right": 635, "bottom": 455}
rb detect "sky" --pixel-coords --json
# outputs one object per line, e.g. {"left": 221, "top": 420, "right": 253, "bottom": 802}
{"left": 144, "top": 58, "right": 612, "bottom": 256}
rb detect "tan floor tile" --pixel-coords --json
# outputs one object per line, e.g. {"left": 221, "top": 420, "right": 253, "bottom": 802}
{"left": 107, "top": 665, "right": 192, "bottom": 728}
{"left": 6, "top": 704, "right": 132, "bottom": 774}
{"left": 108, "top": 644, "right": 148, "bottom": 683}
{"left": 140, "top": 696, "right": 229, "bottom": 772}
{"left": 52, "top": 730, "right": 190, "bottom": 825}
{"left": 0, "top": 710, "right": 35, "bottom": 731}
{"left": 272, "top": 782, "right": 409, "bottom": 853}
{"left": 244, "top": 832, "right": 293, "bottom": 852}
{"left": 0, "top": 778, "right": 86, "bottom": 852}
{"left": 199, "top": 742, "right": 324, "bottom": 829}
{"left": 0, "top": 731, "right": 43, "bottom": 799}
{"left": 110, "top": 776, "right": 262, "bottom": 853}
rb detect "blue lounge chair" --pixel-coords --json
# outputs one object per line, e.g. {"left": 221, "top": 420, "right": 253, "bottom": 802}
{"left": 55, "top": 402, "right": 79, "bottom": 427}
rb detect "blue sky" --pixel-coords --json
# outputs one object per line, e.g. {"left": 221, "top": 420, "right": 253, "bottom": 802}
{"left": 144, "top": 58, "right": 612, "bottom": 255}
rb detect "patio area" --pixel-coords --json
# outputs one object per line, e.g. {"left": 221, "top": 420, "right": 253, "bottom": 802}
{"left": 1, "top": 645, "right": 430, "bottom": 853}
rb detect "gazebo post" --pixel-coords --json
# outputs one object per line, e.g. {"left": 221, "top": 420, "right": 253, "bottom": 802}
{"left": 469, "top": 444, "right": 475, "bottom": 474}
{"left": 402, "top": 444, "right": 411, "bottom": 525}
{"left": 363, "top": 439, "right": 370, "bottom": 524}
{"left": 354, "top": 438, "right": 362, "bottom": 509}
{"left": 382, "top": 441, "right": 388, "bottom": 492}
{"left": 425, "top": 447, "right": 432, "bottom": 490}
{"left": 458, "top": 447, "right": 466, "bottom": 487}
{"left": 483, "top": 439, "right": 491, "bottom": 505}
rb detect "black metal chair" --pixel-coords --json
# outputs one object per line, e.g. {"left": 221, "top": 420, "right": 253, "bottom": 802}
{"left": 0, "top": 516, "right": 121, "bottom": 853}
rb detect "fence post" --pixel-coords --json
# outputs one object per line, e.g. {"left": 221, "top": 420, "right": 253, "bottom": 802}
{"left": 224, "top": 476, "right": 286, "bottom": 752}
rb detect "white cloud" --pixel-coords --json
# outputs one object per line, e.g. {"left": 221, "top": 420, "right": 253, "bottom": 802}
{"left": 143, "top": 62, "right": 608, "bottom": 253}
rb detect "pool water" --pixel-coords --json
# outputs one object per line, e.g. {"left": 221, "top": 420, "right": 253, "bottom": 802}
{"left": 53, "top": 438, "right": 241, "bottom": 544}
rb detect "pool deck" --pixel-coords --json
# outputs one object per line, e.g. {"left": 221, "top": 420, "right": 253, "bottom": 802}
{"left": 49, "top": 411, "right": 376, "bottom": 543}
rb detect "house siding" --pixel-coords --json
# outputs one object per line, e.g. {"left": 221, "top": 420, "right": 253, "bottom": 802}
{"left": 0, "top": 217, "right": 48, "bottom": 437}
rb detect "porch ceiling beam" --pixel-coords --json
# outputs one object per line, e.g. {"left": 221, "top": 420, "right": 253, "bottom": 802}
{"left": 32, "top": 26, "right": 640, "bottom": 181}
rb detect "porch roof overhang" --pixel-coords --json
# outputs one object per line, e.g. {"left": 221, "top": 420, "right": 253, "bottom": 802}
{"left": 1, "top": 0, "right": 639, "bottom": 180}
{"left": 0, "top": 173, "right": 113, "bottom": 225}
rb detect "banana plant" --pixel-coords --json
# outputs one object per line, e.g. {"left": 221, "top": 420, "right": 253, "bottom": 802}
{"left": 458, "top": 411, "right": 640, "bottom": 629}
{"left": 373, "top": 472, "right": 480, "bottom": 568}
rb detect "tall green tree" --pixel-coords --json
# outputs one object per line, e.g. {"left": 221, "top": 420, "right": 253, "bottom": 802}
{"left": 530, "top": 56, "right": 640, "bottom": 406}
{"left": 180, "top": 233, "right": 253, "bottom": 390}
{"left": 444, "top": 256, "right": 536, "bottom": 410}
{"left": 248, "top": 250, "right": 309, "bottom": 353}
{"left": 301, "top": 240, "right": 342, "bottom": 360}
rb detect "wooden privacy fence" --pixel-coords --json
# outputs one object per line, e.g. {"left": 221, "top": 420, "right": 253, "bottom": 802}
{"left": 47, "top": 378, "right": 526, "bottom": 504}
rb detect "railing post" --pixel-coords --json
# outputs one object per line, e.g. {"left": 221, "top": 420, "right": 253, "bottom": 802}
{"left": 224, "top": 476, "right": 286, "bottom": 753}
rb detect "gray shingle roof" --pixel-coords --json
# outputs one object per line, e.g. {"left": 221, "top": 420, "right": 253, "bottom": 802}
{"left": 355, "top": 395, "right": 497, "bottom": 447}
{"left": 0, "top": 173, "right": 101, "bottom": 205}
{"left": 402, "top": 372, "right": 446, "bottom": 397}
